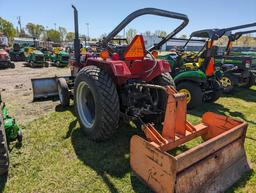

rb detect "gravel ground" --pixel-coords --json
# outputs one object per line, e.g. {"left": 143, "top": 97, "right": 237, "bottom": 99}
{"left": 0, "top": 62, "right": 70, "bottom": 124}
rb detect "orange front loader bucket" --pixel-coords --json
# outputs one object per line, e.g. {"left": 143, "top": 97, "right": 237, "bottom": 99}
{"left": 130, "top": 86, "right": 250, "bottom": 193}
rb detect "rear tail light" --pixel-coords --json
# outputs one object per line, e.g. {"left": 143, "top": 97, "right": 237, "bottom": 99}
{"left": 245, "top": 60, "right": 251, "bottom": 68}
{"left": 112, "top": 53, "right": 120, "bottom": 60}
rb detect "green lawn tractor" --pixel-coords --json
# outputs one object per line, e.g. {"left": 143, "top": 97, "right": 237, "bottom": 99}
{"left": 9, "top": 43, "right": 26, "bottom": 62}
{"left": 50, "top": 48, "right": 69, "bottom": 67}
{"left": 39, "top": 47, "right": 52, "bottom": 62}
{"left": 158, "top": 29, "right": 225, "bottom": 109}
{"left": 0, "top": 94, "right": 22, "bottom": 175}
{"left": 24, "top": 47, "right": 49, "bottom": 68}
{"left": 215, "top": 24, "right": 256, "bottom": 93}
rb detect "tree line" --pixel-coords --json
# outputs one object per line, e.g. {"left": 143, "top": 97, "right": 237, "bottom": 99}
{"left": 1, "top": 16, "right": 255, "bottom": 46}
{"left": 0, "top": 17, "right": 75, "bottom": 43}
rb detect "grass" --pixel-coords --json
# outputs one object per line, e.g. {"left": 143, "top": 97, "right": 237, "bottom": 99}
{"left": 1, "top": 86, "right": 256, "bottom": 193}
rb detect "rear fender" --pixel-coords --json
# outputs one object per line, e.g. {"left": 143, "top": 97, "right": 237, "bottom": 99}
{"left": 86, "top": 58, "right": 131, "bottom": 85}
{"left": 145, "top": 59, "right": 170, "bottom": 81}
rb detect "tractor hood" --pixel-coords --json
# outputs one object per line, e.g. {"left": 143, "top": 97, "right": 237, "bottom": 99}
{"left": 174, "top": 70, "right": 207, "bottom": 83}
{"left": 0, "top": 49, "right": 8, "bottom": 56}
{"left": 59, "top": 50, "right": 69, "bottom": 56}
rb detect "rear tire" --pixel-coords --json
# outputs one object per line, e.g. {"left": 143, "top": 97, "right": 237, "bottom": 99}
{"left": 244, "top": 72, "right": 255, "bottom": 88}
{"left": 10, "top": 62, "right": 15, "bottom": 69}
{"left": 0, "top": 115, "right": 9, "bottom": 175}
{"left": 151, "top": 73, "right": 175, "bottom": 123}
{"left": 152, "top": 73, "right": 175, "bottom": 109}
{"left": 57, "top": 78, "right": 70, "bottom": 107}
{"left": 74, "top": 65, "right": 120, "bottom": 141}
{"left": 220, "top": 73, "right": 237, "bottom": 93}
{"left": 45, "top": 62, "right": 49, "bottom": 67}
{"left": 177, "top": 82, "right": 203, "bottom": 109}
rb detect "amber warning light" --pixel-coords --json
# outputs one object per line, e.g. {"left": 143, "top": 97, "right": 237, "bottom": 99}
{"left": 124, "top": 35, "right": 145, "bottom": 60}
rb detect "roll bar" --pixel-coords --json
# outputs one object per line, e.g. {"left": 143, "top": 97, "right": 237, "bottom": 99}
{"left": 229, "top": 29, "right": 256, "bottom": 41}
{"left": 183, "top": 22, "right": 256, "bottom": 49}
{"left": 101, "top": 8, "right": 189, "bottom": 51}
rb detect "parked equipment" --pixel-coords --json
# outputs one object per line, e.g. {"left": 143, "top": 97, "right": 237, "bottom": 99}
{"left": 24, "top": 38, "right": 49, "bottom": 68}
{"left": 51, "top": 48, "right": 69, "bottom": 67}
{"left": 24, "top": 47, "right": 49, "bottom": 67}
{"left": 159, "top": 29, "right": 224, "bottom": 109}
{"left": 9, "top": 43, "right": 26, "bottom": 61}
{"left": 216, "top": 27, "right": 256, "bottom": 93}
{"left": 32, "top": 6, "right": 250, "bottom": 193}
{"left": 0, "top": 49, "right": 15, "bottom": 69}
{"left": 0, "top": 94, "right": 22, "bottom": 175}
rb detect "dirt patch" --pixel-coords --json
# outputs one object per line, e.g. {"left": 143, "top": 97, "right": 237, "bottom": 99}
{"left": 0, "top": 62, "right": 70, "bottom": 124}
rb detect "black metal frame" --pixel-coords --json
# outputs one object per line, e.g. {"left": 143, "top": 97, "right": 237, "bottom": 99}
{"left": 71, "top": 5, "right": 189, "bottom": 63}
{"left": 100, "top": 8, "right": 189, "bottom": 51}
{"left": 183, "top": 22, "right": 256, "bottom": 49}
{"left": 229, "top": 29, "right": 256, "bottom": 41}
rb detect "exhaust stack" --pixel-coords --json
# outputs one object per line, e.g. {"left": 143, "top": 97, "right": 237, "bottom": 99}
{"left": 72, "top": 5, "right": 81, "bottom": 66}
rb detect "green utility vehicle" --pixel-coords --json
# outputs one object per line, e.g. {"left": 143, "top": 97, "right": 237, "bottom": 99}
{"left": 215, "top": 27, "right": 256, "bottom": 93}
{"left": 0, "top": 94, "right": 22, "bottom": 175}
{"left": 159, "top": 29, "right": 225, "bottom": 109}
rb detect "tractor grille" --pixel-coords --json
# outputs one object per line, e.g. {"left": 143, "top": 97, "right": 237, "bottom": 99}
{"left": 35, "top": 55, "right": 44, "bottom": 62}
{"left": 62, "top": 56, "right": 69, "bottom": 61}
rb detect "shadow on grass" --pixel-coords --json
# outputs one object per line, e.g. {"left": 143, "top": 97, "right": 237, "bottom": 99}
{"left": 0, "top": 173, "right": 7, "bottom": 193}
{"left": 55, "top": 104, "right": 151, "bottom": 192}
{"left": 33, "top": 96, "right": 59, "bottom": 103}
{"left": 223, "top": 87, "right": 256, "bottom": 103}
{"left": 225, "top": 170, "right": 255, "bottom": 193}
{"left": 71, "top": 124, "right": 151, "bottom": 193}
{"left": 189, "top": 102, "right": 255, "bottom": 125}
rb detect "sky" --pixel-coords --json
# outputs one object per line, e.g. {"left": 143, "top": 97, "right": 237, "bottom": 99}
{"left": 1, "top": 0, "right": 256, "bottom": 38}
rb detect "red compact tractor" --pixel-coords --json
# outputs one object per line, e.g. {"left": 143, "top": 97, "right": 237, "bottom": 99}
{"left": 0, "top": 48, "right": 15, "bottom": 69}
{"left": 32, "top": 6, "right": 250, "bottom": 193}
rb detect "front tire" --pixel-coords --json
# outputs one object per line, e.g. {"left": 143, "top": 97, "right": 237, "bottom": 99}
{"left": 177, "top": 82, "right": 203, "bottom": 109}
{"left": 74, "top": 65, "right": 120, "bottom": 141}
{"left": 57, "top": 78, "right": 70, "bottom": 107}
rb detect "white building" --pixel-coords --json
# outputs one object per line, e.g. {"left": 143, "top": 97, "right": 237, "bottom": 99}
{"left": 143, "top": 34, "right": 205, "bottom": 51}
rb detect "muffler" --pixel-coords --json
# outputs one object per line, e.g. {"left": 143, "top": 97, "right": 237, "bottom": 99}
{"left": 130, "top": 86, "right": 250, "bottom": 193}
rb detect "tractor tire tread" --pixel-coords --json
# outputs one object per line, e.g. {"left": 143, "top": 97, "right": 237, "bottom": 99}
{"left": 75, "top": 66, "right": 120, "bottom": 141}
